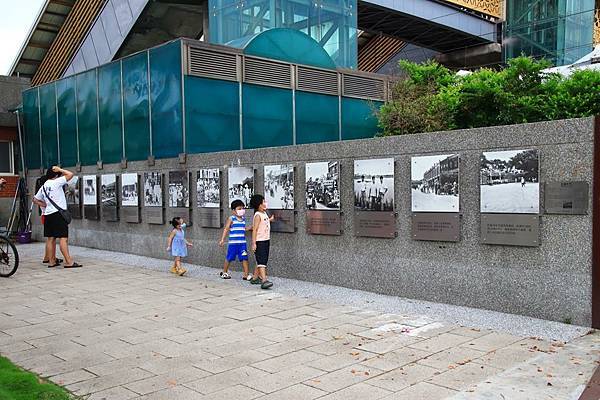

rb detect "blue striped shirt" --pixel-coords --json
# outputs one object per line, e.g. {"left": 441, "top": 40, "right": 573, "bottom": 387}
{"left": 229, "top": 215, "right": 247, "bottom": 244}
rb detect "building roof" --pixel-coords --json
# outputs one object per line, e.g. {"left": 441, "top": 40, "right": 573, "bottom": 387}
{"left": 9, "top": 0, "right": 106, "bottom": 86}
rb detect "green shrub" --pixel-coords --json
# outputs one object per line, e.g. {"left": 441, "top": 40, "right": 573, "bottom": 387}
{"left": 377, "top": 56, "right": 600, "bottom": 136}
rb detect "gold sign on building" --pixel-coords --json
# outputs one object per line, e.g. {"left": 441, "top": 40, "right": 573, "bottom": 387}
{"left": 594, "top": 1, "right": 600, "bottom": 45}
{"left": 444, "top": 0, "right": 502, "bottom": 18}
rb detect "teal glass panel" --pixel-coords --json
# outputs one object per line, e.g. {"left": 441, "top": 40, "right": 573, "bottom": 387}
{"left": 296, "top": 91, "right": 339, "bottom": 144}
{"left": 76, "top": 69, "right": 99, "bottom": 166}
{"left": 98, "top": 62, "right": 123, "bottom": 164}
{"left": 341, "top": 97, "right": 380, "bottom": 140}
{"left": 242, "top": 84, "right": 293, "bottom": 149}
{"left": 39, "top": 83, "right": 58, "bottom": 169}
{"left": 184, "top": 76, "right": 240, "bottom": 153}
{"left": 504, "top": 0, "right": 595, "bottom": 66}
{"left": 23, "top": 88, "right": 41, "bottom": 169}
{"left": 122, "top": 52, "right": 150, "bottom": 161}
{"left": 56, "top": 77, "right": 78, "bottom": 167}
{"left": 209, "top": 0, "right": 357, "bottom": 69}
{"left": 149, "top": 41, "right": 183, "bottom": 159}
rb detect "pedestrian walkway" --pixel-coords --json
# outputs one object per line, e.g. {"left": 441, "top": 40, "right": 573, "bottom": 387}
{"left": 0, "top": 243, "right": 598, "bottom": 400}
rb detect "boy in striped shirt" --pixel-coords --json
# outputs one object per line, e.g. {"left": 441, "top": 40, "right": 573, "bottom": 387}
{"left": 219, "top": 199, "right": 252, "bottom": 280}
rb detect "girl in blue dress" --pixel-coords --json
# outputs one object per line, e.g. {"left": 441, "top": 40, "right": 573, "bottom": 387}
{"left": 167, "top": 217, "right": 192, "bottom": 276}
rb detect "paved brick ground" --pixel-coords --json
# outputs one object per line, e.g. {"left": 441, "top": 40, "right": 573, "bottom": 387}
{"left": 0, "top": 244, "right": 598, "bottom": 399}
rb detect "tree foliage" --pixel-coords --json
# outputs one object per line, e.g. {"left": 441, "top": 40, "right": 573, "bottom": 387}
{"left": 377, "top": 57, "right": 600, "bottom": 136}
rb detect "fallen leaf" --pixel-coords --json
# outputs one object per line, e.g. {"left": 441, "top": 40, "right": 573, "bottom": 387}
{"left": 364, "top": 372, "right": 369, "bottom": 376}
{"left": 350, "top": 352, "right": 360, "bottom": 356}
{"left": 547, "top": 382, "right": 553, "bottom": 386}
{"left": 167, "top": 379, "right": 177, "bottom": 386}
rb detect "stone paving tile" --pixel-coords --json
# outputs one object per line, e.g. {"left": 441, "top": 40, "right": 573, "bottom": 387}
{"left": 48, "top": 369, "right": 97, "bottom": 386}
{"left": 183, "top": 366, "right": 268, "bottom": 395}
{"left": 124, "top": 367, "right": 208, "bottom": 395}
{"left": 66, "top": 367, "right": 155, "bottom": 395}
{"left": 201, "top": 384, "right": 264, "bottom": 400}
{"left": 87, "top": 386, "right": 140, "bottom": 400}
{"left": 307, "top": 350, "right": 375, "bottom": 372}
{"left": 261, "top": 336, "right": 324, "bottom": 357}
{"left": 409, "top": 333, "right": 473, "bottom": 354}
{"left": 417, "top": 346, "right": 486, "bottom": 371}
{"left": 250, "top": 348, "right": 323, "bottom": 373}
{"left": 133, "top": 385, "right": 204, "bottom": 400}
{"left": 357, "top": 335, "right": 422, "bottom": 355}
{"left": 365, "top": 362, "right": 439, "bottom": 392}
{"left": 317, "top": 382, "right": 392, "bottom": 400}
{"left": 259, "top": 364, "right": 325, "bottom": 393}
{"left": 382, "top": 382, "right": 458, "bottom": 400}
{"left": 459, "top": 332, "right": 521, "bottom": 353}
{"left": 427, "top": 363, "right": 502, "bottom": 391}
{"left": 193, "top": 349, "right": 272, "bottom": 374}
{"left": 361, "top": 347, "right": 432, "bottom": 372}
{"left": 303, "top": 365, "right": 384, "bottom": 393}
{"left": 471, "top": 344, "right": 539, "bottom": 370}
{"left": 253, "top": 383, "right": 328, "bottom": 400}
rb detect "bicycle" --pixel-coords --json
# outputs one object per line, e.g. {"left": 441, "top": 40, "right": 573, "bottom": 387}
{"left": 0, "top": 234, "right": 18, "bottom": 278}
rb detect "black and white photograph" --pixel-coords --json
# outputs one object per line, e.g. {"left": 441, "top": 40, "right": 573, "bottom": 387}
{"left": 411, "top": 154, "right": 459, "bottom": 212}
{"left": 65, "top": 176, "right": 80, "bottom": 206}
{"left": 143, "top": 172, "right": 163, "bottom": 207}
{"left": 83, "top": 175, "right": 97, "bottom": 205}
{"left": 197, "top": 168, "right": 220, "bottom": 208}
{"left": 101, "top": 174, "right": 117, "bottom": 207}
{"left": 354, "top": 158, "right": 394, "bottom": 211}
{"left": 305, "top": 161, "right": 340, "bottom": 210}
{"left": 480, "top": 149, "right": 539, "bottom": 214}
{"left": 168, "top": 171, "right": 189, "bottom": 208}
{"left": 121, "top": 173, "right": 139, "bottom": 207}
{"left": 264, "top": 164, "right": 294, "bottom": 210}
{"left": 228, "top": 167, "right": 253, "bottom": 206}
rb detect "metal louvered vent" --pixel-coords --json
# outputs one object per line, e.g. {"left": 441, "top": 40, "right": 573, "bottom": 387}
{"left": 342, "top": 74, "right": 385, "bottom": 101}
{"left": 187, "top": 47, "right": 238, "bottom": 81}
{"left": 296, "top": 66, "right": 339, "bottom": 95}
{"left": 244, "top": 57, "right": 291, "bottom": 88}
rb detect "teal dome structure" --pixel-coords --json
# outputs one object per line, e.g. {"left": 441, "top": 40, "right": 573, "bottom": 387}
{"left": 231, "top": 28, "right": 337, "bottom": 70}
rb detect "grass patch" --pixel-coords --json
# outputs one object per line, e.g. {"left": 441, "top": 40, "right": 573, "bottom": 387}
{"left": 0, "top": 355, "right": 73, "bottom": 400}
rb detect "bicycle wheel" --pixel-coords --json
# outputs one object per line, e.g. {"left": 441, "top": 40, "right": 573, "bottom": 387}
{"left": 0, "top": 236, "right": 18, "bottom": 278}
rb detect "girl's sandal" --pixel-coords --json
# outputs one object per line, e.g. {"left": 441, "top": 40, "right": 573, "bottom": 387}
{"left": 177, "top": 268, "right": 187, "bottom": 276}
{"left": 64, "top": 263, "right": 83, "bottom": 268}
{"left": 48, "top": 262, "right": 61, "bottom": 268}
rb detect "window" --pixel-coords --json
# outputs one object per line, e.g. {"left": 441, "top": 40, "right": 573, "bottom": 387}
{"left": 0, "top": 141, "right": 14, "bottom": 174}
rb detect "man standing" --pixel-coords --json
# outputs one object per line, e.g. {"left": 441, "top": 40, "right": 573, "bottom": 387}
{"left": 32, "top": 166, "right": 82, "bottom": 268}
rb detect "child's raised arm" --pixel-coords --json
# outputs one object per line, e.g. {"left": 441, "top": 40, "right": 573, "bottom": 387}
{"left": 219, "top": 218, "right": 232, "bottom": 247}
{"left": 251, "top": 213, "right": 261, "bottom": 252}
{"left": 166, "top": 230, "right": 176, "bottom": 251}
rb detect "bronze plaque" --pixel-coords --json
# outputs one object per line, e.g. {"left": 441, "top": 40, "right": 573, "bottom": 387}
{"left": 355, "top": 211, "right": 396, "bottom": 238}
{"left": 481, "top": 214, "right": 540, "bottom": 247}
{"left": 102, "top": 205, "right": 119, "bottom": 222}
{"left": 197, "top": 208, "right": 221, "bottom": 228}
{"left": 412, "top": 213, "right": 460, "bottom": 242}
{"left": 68, "top": 204, "right": 82, "bottom": 219}
{"left": 544, "top": 181, "right": 589, "bottom": 215}
{"left": 84, "top": 205, "right": 99, "bottom": 220}
{"left": 270, "top": 210, "right": 296, "bottom": 233}
{"left": 169, "top": 208, "right": 191, "bottom": 226}
{"left": 123, "top": 207, "right": 140, "bottom": 223}
{"left": 145, "top": 207, "right": 164, "bottom": 224}
{"left": 307, "top": 210, "right": 342, "bottom": 236}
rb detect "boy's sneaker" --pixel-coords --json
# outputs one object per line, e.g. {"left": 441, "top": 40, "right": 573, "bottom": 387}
{"left": 244, "top": 275, "right": 253, "bottom": 281}
{"left": 220, "top": 272, "right": 231, "bottom": 279}
{"left": 250, "top": 277, "right": 261, "bottom": 285}
{"left": 261, "top": 280, "right": 273, "bottom": 289}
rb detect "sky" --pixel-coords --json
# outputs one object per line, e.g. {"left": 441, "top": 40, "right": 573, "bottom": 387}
{"left": 0, "top": 0, "right": 45, "bottom": 75}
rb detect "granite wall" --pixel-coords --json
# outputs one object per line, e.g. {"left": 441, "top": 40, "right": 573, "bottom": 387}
{"left": 28, "top": 117, "right": 597, "bottom": 326}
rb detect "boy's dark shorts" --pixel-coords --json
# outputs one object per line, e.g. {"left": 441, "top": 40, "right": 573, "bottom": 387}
{"left": 255, "top": 240, "right": 270, "bottom": 267}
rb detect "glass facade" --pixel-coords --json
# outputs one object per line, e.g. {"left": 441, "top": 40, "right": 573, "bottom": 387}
{"left": 208, "top": 0, "right": 357, "bottom": 69}
{"left": 22, "top": 39, "right": 383, "bottom": 170}
{"left": 504, "top": 0, "right": 596, "bottom": 66}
